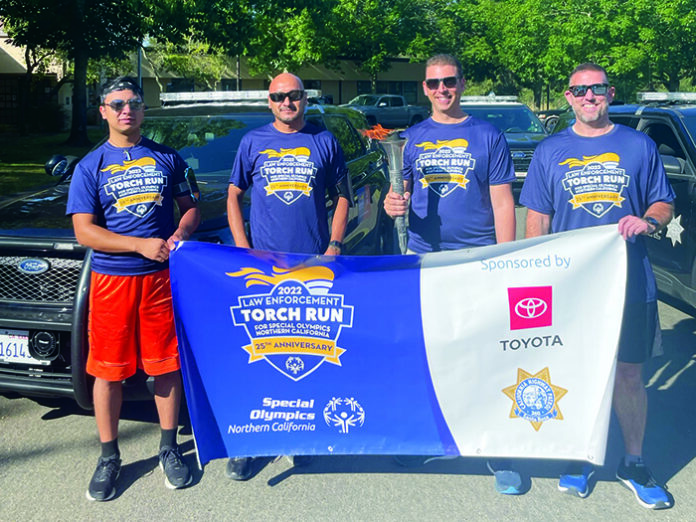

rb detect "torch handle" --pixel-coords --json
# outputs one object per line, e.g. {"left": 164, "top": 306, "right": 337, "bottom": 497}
{"left": 388, "top": 168, "right": 409, "bottom": 254}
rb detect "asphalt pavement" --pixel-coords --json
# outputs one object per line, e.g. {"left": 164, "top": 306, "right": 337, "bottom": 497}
{"left": 1, "top": 299, "right": 694, "bottom": 521}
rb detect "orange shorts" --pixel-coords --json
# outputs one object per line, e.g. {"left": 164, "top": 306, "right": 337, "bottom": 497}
{"left": 87, "top": 269, "right": 180, "bottom": 381}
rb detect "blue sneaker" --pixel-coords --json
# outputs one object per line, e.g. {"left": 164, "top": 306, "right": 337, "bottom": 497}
{"left": 487, "top": 460, "right": 522, "bottom": 495}
{"left": 616, "top": 460, "right": 672, "bottom": 510}
{"left": 558, "top": 463, "right": 594, "bottom": 498}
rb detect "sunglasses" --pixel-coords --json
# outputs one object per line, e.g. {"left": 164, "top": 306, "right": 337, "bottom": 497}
{"left": 567, "top": 83, "right": 610, "bottom": 97}
{"left": 425, "top": 76, "right": 460, "bottom": 90}
{"left": 103, "top": 99, "right": 144, "bottom": 112}
{"left": 269, "top": 90, "right": 305, "bottom": 103}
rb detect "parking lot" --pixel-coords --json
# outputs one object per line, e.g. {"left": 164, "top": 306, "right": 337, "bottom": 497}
{"left": 1, "top": 294, "right": 695, "bottom": 520}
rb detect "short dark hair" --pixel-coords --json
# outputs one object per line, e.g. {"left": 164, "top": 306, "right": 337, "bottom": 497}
{"left": 100, "top": 76, "right": 144, "bottom": 103}
{"left": 568, "top": 63, "right": 610, "bottom": 85}
{"left": 426, "top": 54, "right": 464, "bottom": 79}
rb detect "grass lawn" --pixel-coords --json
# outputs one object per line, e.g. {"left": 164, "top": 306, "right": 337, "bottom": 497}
{"left": 0, "top": 128, "right": 106, "bottom": 195}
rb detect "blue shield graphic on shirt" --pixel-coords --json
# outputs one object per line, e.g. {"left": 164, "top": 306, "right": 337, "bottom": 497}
{"left": 259, "top": 148, "right": 317, "bottom": 205}
{"left": 414, "top": 142, "right": 475, "bottom": 197}
{"left": 560, "top": 155, "right": 629, "bottom": 218}
{"left": 101, "top": 158, "right": 167, "bottom": 218}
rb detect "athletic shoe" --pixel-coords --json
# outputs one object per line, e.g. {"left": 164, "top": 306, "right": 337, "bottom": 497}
{"left": 616, "top": 460, "right": 672, "bottom": 510}
{"left": 86, "top": 455, "right": 121, "bottom": 501}
{"left": 558, "top": 463, "right": 595, "bottom": 498}
{"left": 158, "top": 446, "right": 192, "bottom": 489}
{"left": 487, "top": 460, "right": 522, "bottom": 495}
{"left": 226, "top": 457, "right": 255, "bottom": 481}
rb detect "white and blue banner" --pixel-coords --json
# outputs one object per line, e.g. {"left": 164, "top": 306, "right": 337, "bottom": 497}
{"left": 170, "top": 225, "right": 626, "bottom": 467}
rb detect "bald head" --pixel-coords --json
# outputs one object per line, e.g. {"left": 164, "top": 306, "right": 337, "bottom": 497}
{"left": 269, "top": 73, "right": 304, "bottom": 93}
{"left": 268, "top": 72, "right": 307, "bottom": 132}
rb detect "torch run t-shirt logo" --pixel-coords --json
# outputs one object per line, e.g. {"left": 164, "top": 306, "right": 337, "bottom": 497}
{"left": 229, "top": 265, "right": 353, "bottom": 381}
{"left": 559, "top": 153, "right": 629, "bottom": 218}
{"left": 414, "top": 139, "right": 475, "bottom": 197}
{"left": 101, "top": 157, "right": 167, "bottom": 217}
{"left": 507, "top": 286, "right": 552, "bottom": 330}
{"left": 259, "top": 147, "right": 318, "bottom": 205}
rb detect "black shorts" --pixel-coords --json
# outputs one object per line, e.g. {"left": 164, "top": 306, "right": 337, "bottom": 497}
{"left": 617, "top": 300, "right": 658, "bottom": 364}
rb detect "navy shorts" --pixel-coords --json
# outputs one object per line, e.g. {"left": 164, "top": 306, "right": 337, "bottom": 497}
{"left": 617, "top": 300, "right": 658, "bottom": 364}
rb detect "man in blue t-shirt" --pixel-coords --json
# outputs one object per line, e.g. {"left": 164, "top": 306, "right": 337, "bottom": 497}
{"left": 521, "top": 63, "right": 674, "bottom": 510}
{"left": 66, "top": 77, "right": 200, "bottom": 501}
{"left": 383, "top": 54, "right": 518, "bottom": 493}
{"left": 225, "top": 72, "right": 350, "bottom": 480}
{"left": 383, "top": 54, "right": 516, "bottom": 252}
{"left": 227, "top": 73, "right": 349, "bottom": 256}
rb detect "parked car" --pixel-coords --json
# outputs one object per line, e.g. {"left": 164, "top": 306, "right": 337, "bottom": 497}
{"left": 0, "top": 94, "right": 391, "bottom": 408}
{"left": 341, "top": 94, "right": 429, "bottom": 128}
{"left": 549, "top": 92, "right": 696, "bottom": 314}
{"left": 460, "top": 95, "right": 548, "bottom": 184}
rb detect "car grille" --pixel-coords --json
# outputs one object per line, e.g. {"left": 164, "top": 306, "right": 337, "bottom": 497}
{"left": 510, "top": 149, "right": 535, "bottom": 173}
{"left": 0, "top": 256, "right": 83, "bottom": 305}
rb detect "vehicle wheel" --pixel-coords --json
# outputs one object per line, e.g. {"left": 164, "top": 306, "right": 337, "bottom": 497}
{"left": 410, "top": 115, "right": 423, "bottom": 126}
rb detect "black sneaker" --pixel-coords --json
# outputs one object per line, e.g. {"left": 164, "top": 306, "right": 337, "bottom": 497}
{"left": 226, "top": 457, "right": 255, "bottom": 481}
{"left": 158, "top": 446, "right": 192, "bottom": 490}
{"left": 86, "top": 455, "right": 121, "bottom": 501}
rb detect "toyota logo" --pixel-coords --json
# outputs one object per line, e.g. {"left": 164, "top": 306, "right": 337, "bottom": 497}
{"left": 514, "top": 297, "right": 548, "bottom": 319}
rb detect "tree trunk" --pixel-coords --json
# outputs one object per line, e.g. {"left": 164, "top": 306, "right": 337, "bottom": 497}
{"left": 67, "top": 48, "right": 90, "bottom": 146}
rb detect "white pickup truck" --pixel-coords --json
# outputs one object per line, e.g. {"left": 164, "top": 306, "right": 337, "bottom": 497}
{"left": 342, "top": 94, "right": 429, "bottom": 128}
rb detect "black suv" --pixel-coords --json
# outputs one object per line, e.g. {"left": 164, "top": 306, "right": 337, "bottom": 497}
{"left": 0, "top": 97, "right": 390, "bottom": 408}
{"left": 552, "top": 93, "right": 696, "bottom": 313}
{"left": 460, "top": 96, "right": 548, "bottom": 183}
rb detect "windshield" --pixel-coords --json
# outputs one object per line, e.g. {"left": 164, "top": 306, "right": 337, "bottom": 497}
{"left": 461, "top": 105, "right": 546, "bottom": 134}
{"left": 347, "top": 95, "right": 380, "bottom": 106}
{"left": 142, "top": 113, "right": 272, "bottom": 179}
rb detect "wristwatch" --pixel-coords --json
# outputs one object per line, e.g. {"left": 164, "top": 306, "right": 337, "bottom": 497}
{"left": 643, "top": 216, "right": 660, "bottom": 233}
{"left": 328, "top": 240, "right": 343, "bottom": 251}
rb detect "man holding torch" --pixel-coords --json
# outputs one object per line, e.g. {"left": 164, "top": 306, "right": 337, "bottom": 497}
{"left": 383, "top": 53, "right": 518, "bottom": 492}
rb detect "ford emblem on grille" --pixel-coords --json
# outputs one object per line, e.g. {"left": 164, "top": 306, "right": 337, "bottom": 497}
{"left": 511, "top": 151, "right": 526, "bottom": 159}
{"left": 18, "top": 258, "right": 50, "bottom": 274}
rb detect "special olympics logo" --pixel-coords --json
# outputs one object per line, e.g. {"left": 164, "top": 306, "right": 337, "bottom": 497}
{"left": 514, "top": 297, "right": 548, "bottom": 319}
{"left": 323, "top": 397, "right": 365, "bottom": 434}
{"left": 508, "top": 286, "right": 552, "bottom": 330}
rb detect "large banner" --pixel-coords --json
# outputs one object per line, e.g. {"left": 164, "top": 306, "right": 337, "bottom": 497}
{"left": 170, "top": 225, "right": 626, "bottom": 467}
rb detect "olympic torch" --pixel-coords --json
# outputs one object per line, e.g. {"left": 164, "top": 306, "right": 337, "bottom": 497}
{"left": 380, "top": 133, "right": 409, "bottom": 254}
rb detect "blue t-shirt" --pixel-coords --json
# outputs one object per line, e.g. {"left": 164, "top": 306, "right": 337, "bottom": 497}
{"left": 66, "top": 137, "right": 190, "bottom": 275}
{"left": 402, "top": 116, "right": 516, "bottom": 252}
{"left": 229, "top": 122, "right": 348, "bottom": 254}
{"left": 520, "top": 124, "right": 675, "bottom": 302}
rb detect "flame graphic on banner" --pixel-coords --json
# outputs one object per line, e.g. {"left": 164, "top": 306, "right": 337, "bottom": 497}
{"left": 227, "top": 265, "right": 335, "bottom": 290}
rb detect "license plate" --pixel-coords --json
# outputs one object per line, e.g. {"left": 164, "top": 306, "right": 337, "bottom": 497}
{"left": 0, "top": 329, "right": 49, "bottom": 366}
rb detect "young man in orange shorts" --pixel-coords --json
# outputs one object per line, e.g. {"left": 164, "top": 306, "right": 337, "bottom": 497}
{"left": 66, "top": 76, "right": 200, "bottom": 501}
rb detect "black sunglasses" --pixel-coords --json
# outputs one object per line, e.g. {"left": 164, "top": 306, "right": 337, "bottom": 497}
{"left": 568, "top": 83, "right": 610, "bottom": 97}
{"left": 425, "top": 76, "right": 460, "bottom": 90}
{"left": 103, "top": 98, "right": 144, "bottom": 112}
{"left": 269, "top": 90, "right": 305, "bottom": 103}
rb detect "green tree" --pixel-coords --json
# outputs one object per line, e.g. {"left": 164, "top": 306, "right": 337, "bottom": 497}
{"left": 0, "top": 0, "right": 154, "bottom": 145}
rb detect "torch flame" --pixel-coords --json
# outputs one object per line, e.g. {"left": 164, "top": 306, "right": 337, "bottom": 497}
{"left": 361, "top": 124, "right": 392, "bottom": 140}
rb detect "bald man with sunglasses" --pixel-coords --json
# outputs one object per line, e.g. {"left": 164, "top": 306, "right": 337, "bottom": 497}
{"left": 226, "top": 72, "right": 350, "bottom": 481}
{"left": 521, "top": 63, "right": 674, "bottom": 509}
